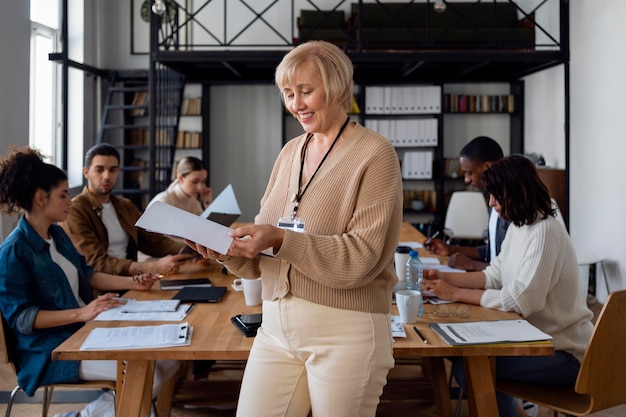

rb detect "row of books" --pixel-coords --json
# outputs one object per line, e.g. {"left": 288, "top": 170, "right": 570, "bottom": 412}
{"left": 175, "top": 131, "right": 202, "bottom": 148}
{"left": 443, "top": 94, "right": 515, "bottom": 113}
{"left": 130, "top": 92, "right": 149, "bottom": 116}
{"left": 365, "top": 85, "right": 442, "bottom": 115}
{"left": 181, "top": 97, "right": 202, "bottom": 115}
{"left": 365, "top": 118, "right": 438, "bottom": 148}
{"left": 127, "top": 129, "right": 176, "bottom": 146}
{"left": 401, "top": 151, "right": 433, "bottom": 180}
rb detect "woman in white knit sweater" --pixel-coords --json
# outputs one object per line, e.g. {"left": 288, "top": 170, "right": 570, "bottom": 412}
{"left": 423, "top": 155, "right": 594, "bottom": 417}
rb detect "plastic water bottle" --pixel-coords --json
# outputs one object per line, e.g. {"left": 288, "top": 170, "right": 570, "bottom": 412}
{"left": 405, "top": 250, "right": 424, "bottom": 316}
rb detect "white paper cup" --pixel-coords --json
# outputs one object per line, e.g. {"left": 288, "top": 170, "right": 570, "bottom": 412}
{"left": 396, "top": 289, "right": 422, "bottom": 324}
{"left": 233, "top": 277, "right": 262, "bottom": 306}
{"left": 394, "top": 246, "right": 412, "bottom": 281}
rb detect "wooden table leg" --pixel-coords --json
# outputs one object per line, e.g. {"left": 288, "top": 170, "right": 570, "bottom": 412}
{"left": 464, "top": 356, "right": 498, "bottom": 417}
{"left": 426, "top": 357, "right": 453, "bottom": 417}
{"left": 116, "top": 360, "right": 155, "bottom": 417}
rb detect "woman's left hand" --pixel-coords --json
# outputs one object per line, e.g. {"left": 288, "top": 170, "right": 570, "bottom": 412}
{"left": 422, "top": 269, "right": 454, "bottom": 301}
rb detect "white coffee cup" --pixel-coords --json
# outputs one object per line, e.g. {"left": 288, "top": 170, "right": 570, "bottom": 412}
{"left": 396, "top": 289, "right": 422, "bottom": 324}
{"left": 232, "top": 277, "right": 262, "bottom": 306}
{"left": 394, "top": 246, "right": 412, "bottom": 281}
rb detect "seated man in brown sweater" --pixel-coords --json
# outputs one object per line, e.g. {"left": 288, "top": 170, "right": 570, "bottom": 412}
{"left": 61, "top": 143, "right": 191, "bottom": 276}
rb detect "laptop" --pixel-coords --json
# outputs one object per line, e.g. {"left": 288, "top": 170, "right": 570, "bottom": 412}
{"left": 172, "top": 286, "right": 227, "bottom": 303}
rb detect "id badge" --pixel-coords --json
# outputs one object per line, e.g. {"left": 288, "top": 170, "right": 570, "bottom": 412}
{"left": 278, "top": 216, "right": 305, "bottom": 233}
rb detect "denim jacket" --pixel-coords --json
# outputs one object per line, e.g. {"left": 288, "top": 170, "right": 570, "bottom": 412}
{"left": 0, "top": 217, "right": 95, "bottom": 396}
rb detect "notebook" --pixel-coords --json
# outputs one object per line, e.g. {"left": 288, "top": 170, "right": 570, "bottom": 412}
{"left": 172, "top": 286, "right": 227, "bottom": 303}
{"left": 160, "top": 278, "right": 212, "bottom": 290}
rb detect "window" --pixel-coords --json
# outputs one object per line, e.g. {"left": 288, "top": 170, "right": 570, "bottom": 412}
{"left": 29, "top": 0, "right": 60, "bottom": 164}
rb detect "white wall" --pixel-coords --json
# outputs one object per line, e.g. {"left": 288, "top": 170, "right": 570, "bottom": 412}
{"left": 209, "top": 85, "right": 283, "bottom": 222}
{"left": 569, "top": 0, "right": 626, "bottom": 302}
{"left": 523, "top": 65, "right": 565, "bottom": 168}
{"left": 0, "top": 1, "right": 30, "bottom": 241}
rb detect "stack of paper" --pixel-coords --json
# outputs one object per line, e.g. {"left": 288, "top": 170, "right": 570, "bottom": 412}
{"left": 429, "top": 319, "right": 552, "bottom": 346}
{"left": 80, "top": 322, "right": 192, "bottom": 350}
{"left": 120, "top": 299, "right": 180, "bottom": 313}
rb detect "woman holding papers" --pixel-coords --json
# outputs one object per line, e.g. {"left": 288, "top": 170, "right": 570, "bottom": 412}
{"left": 148, "top": 156, "right": 212, "bottom": 214}
{"left": 187, "top": 41, "right": 403, "bottom": 417}
{"left": 422, "top": 156, "right": 594, "bottom": 417}
{"left": 0, "top": 147, "right": 180, "bottom": 416}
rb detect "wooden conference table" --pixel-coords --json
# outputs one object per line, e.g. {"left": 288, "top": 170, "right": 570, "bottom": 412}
{"left": 52, "top": 222, "right": 553, "bottom": 417}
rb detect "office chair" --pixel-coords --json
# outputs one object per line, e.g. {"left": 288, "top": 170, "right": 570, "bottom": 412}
{"left": 1, "top": 314, "right": 117, "bottom": 417}
{"left": 443, "top": 191, "right": 489, "bottom": 243}
{"left": 497, "top": 289, "right": 626, "bottom": 417}
{"left": 552, "top": 198, "right": 610, "bottom": 304}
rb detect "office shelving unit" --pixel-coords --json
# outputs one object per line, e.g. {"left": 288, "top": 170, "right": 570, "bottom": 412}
{"left": 143, "top": 0, "right": 569, "bottom": 224}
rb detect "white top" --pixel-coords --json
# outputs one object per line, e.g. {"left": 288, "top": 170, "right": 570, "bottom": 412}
{"left": 46, "top": 238, "right": 85, "bottom": 307}
{"left": 101, "top": 202, "right": 129, "bottom": 259}
{"left": 481, "top": 216, "right": 594, "bottom": 362}
{"left": 488, "top": 207, "right": 499, "bottom": 262}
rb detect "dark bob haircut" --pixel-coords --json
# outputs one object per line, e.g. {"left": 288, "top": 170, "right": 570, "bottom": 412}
{"left": 483, "top": 155, "right": 555, "bottom": 227}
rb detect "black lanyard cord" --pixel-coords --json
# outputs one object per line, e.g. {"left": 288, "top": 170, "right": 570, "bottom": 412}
{"left": 293, "top": 116, "right": 351, "bottom": 217}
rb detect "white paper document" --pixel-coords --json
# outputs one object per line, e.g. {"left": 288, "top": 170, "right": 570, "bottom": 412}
{"left": 429, "top": 319, "right": 552, "bottom": 346}
{"left": 95, "top": 304, "right": 193, "bottom": 321}
{"left": 120, "top": 299, "right": 180, "bottom": 313}
{"left": 390, "top": 315, "right": 407, "bottom": 338}
{"left": 200, "top": 184, "right": 241, "bottom": 226}
{"left": 80, "top": 322, "right": 192, "bottom": 350}
{"left": 135, "top": 201, "right": 233, "bottom": 254}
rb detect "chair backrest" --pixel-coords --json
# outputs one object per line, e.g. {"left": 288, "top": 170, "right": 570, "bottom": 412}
{"left": 1, "top": 313, "right": 14, "bottom": 367}
{"left": 444, "top": 191, "right": 489, "bottom": 240}
{"left": 575, "top": 289, "right": 626, "bottom": 413}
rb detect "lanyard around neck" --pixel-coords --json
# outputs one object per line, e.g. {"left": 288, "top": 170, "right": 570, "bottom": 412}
{"left": 292, "top": 116, "right": 351, "bottom": 218}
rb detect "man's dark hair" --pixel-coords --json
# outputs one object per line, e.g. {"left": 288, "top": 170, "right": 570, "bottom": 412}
{"left": 459, "top": 136, "right": 504, "bottom": 164}
{"left": 84, "top": 143, "right": 120, "bottom": 168}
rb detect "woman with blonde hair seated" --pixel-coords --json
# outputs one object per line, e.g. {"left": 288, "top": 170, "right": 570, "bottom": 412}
{"left": 149, "top": 156, "right": 212, "bottom": 214}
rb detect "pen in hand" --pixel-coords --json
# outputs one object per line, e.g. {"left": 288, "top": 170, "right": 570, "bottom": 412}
{"left": 112, "top": 297, "right": 135, "bottom": 303}
{"left": 424, "top": 230, "right": 440, "bottom": 248}
{"left": 413, "top": 326, "right": 428, "bottom": 344}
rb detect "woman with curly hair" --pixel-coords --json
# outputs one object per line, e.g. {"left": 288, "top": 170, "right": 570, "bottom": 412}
{"left": 0, "top": 147, "right": 179, "bottom": 417}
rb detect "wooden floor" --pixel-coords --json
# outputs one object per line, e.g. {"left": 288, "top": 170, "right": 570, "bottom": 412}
{"left": 2, "top": 302, "right": 625, "bottom": 417}
{"left": 2, "top": 360, "right": 625, "bottom": 417}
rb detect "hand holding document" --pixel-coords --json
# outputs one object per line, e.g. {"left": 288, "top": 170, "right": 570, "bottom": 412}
{"left": 135, "top": 201, "right": 233, "bottom": 254}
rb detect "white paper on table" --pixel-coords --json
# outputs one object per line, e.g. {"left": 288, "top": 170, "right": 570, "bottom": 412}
{"left": 135, "top": 201, "right": 233, "bottom": 254}
{"left": 429, "top": 320, "right": 552, "bottom": 346}
{"left": 80, "top": 322, "right": 192, "bottom": 350}
{"left": 390, "top": 315, "right": 407, "bottom": 338}
{"left": 399, "top": 241, "right": 423, "bottom": 249}
{"left": 420, "top": 257, "right": 440, "bottom": 265}
{"left": 94, "top": 304, "right": 193, "bottom": 321}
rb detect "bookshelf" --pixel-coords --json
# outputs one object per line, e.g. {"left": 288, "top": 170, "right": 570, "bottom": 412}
{"left": 362, "top": 84, "right": 443, "bottom": 224}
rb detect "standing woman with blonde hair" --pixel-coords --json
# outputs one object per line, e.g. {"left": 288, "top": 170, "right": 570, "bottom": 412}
{"left": 186, "top": 40, "right": 403, "bottom": 417}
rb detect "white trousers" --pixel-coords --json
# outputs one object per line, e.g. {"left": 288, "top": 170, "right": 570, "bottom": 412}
{"left": 236, "top": 295, "right": 394, "bottom": 417}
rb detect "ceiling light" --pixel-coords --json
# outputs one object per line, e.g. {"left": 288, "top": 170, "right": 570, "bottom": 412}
{"left": 152, "top": 0, "right": 167, "bottom": 16}
{"left": 434, "top": 0, "right": 447, "bottom": 13}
